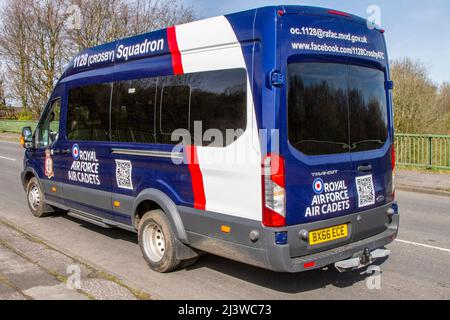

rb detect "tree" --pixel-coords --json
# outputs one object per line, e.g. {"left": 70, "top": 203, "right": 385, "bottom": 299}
{"left": 66, "top": 0, "right": 130, "bottom": 51}
{"left": 0, "top": 0, "right": 34, "bottom": 110}
{"left": 0, "top": 78, "right": 7, "bottom": 111}
{"left": 0, "top": 0, "right": 194, "bottom": 112}
{"left": 66, "top": 0, "right": 194, "bottom": 51}
{"left": 437, "top": 82, "right": 450, "bottom": 134}
{"left": 390, "top": 58, "right": 444, "bottom": 134}
{"left": 25, "top": 0, "right": 70, "bottom": 114}
{"left": 128, "top": 0, "right": 195, "bottom": 35}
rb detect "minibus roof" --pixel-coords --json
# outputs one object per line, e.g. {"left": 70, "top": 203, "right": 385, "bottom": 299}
{"left": 59, "top": 5, "right": 378, "bottom": 82}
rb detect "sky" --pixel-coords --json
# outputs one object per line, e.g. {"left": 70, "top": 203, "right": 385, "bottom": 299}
{"left": 0, "top": 0, "right": 448, "bottom": 84}
{"left": 181, "top": 0, "right": 450, "bottom": 85}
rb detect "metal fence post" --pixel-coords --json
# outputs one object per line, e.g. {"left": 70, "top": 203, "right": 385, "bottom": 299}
{"left": 428, "top": 136, "right": 432, "bottom": 169}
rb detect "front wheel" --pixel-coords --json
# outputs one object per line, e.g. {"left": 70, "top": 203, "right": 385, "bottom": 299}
{"left": 138, "top": 210, "right": 181, "bottom": 273}
{"left": 26, "top": 177, "right": 49, "bottom": 218}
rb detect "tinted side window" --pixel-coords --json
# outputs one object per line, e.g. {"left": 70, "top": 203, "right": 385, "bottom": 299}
{"left": 35, "top": 99, "right": 61, "bottom": 148}
{"left": 111, "top": 79, "right": 157, "bottom": 143}
{"left": 190, "top": 69, "right": 247, "bottom": 147}
{"left": 159, "top": 84, "right": 190, "bottom": 144}
{"left": 67, "top": 84, "right": 111, "bottom": 141}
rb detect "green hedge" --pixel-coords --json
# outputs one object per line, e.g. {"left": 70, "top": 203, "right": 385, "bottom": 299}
{"left": 0, "top": 120, "right": 38, "bottom": 133}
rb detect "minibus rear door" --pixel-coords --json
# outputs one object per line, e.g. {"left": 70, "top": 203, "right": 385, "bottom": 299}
{"left": 282, "top": 62, "right": 357, "bottom": 226}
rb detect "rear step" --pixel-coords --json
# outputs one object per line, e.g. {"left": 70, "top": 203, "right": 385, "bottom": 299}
{"left": 334, "top": 248, "right": 390, "bottom": 272}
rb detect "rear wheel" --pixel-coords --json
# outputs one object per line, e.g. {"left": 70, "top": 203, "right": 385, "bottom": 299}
{"left": 138, "top": 210, "right": 181, "bottom": 273}
{"left": 26, "top": 177, "right": 49, "bottom": 218}
{"left": 179, "top": 257, "right": 198, "bottom": 269}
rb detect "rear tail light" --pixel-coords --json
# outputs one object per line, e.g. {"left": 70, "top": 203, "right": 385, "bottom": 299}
{"left": 262, "top": 154, "right": 286, "bottom": 227}
{"left": 391, "top": 145, "right": 396, "bottom": 198}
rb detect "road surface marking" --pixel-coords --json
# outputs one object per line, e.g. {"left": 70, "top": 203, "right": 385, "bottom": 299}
{"left": 395, "top": 239, "right": 450, "bottom": 253}
{"left": 0, "top": 155, "right": 16, "bottom": 161}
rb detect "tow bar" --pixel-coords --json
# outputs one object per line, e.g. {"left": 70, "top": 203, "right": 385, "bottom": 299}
{"left": 334, "top": 248, "right": 390, "bottom": 273}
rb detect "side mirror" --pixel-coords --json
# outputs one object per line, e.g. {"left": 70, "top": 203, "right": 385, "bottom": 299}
{"left": 20, "top": 126, "right": 33, "bottom": 149}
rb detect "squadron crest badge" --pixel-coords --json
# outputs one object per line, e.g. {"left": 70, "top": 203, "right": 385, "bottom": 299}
{"left": 44, "top": 149, "right": 54, "bottom": 179}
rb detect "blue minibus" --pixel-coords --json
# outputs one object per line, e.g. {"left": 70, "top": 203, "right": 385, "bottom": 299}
{"left": 20, "top": 5, "right": 399, "bottom": 273}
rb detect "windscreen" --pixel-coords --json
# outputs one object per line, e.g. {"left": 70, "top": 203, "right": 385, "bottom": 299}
{"left": 288, "top": 62, "right": 388, "bottom": 155}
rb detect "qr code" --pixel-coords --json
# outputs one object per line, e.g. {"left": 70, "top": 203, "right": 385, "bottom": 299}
{"left": 116, "top": 160, "right": 133, "bottom": 190}
{"left": 355, "top": 175, "right": 375, "bottom": 208}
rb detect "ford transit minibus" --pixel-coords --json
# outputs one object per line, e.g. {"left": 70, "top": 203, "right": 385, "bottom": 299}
{"left": 20, "top": 5, "right": 399, "bottom": 273}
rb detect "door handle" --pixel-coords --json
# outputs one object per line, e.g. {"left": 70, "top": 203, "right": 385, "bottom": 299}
{"left": 358, "top": 164, "right": 372, "bottom": 173}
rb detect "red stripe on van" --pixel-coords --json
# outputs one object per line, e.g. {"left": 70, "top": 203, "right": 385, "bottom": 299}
{"left": 186, "top": 145, "right": 206, "bottom": 210}
{"left": 167, "top": 26, "right": 184, "bottom": 75}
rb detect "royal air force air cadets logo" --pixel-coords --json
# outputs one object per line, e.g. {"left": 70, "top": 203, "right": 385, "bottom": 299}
{"left": 306, "top": 178, "right": 351, "bottom": 217}
{"left": 72, "top": 144, "right": 80, "bottom": 160}
{"left": 68, "top": 144, "right": 101, "bottom": 186}
{"left": 313, "top": 178, "right": 324, "bottom": 194}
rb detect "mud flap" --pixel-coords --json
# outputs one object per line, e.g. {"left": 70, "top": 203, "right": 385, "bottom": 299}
{"left": 175, "top": 238, "right": 199, "bottom": 260}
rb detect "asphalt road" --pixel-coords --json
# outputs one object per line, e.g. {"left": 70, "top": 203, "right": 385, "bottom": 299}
{"left": 0, "top": 140, "right": 449, "bottom": 300}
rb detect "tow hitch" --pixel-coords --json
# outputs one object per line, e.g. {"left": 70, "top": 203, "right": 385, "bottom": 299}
{"left": 334, "top": 248, "right": 390, "bottom": 273}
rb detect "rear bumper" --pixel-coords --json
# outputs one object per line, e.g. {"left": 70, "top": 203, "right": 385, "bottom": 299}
{"left": 262, "top": 203, "right": 400, "bottom": 272}
{"left": 180, "top": 203, "right": 399, "bottom": 273}
{"left": 265, "top": 214, "right": 398, "bottom": 272}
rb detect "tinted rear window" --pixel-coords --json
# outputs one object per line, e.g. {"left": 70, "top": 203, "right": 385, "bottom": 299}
{"left": 347, "top": 65, "right": 389, "bottom": 152}
{"left": 288, "top": 63, "right": 388, "bottom": 155}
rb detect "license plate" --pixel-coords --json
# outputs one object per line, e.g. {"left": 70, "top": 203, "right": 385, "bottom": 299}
{"left": 309, "top": 224, "right": 348, "bottom": 246}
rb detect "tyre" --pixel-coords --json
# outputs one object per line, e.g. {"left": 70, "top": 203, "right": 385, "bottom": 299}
{"left": 179, "top": 257, "right": 198, "bottom": 270}
{"left": 26, "top": 177, "right": 49, "bottom": 218}
{"left": 138, "top": 209, "right": 181, "bottom": 273}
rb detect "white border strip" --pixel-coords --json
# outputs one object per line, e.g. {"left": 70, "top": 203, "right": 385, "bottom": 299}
{"left": 395, "top": 239, "right": 450, "bottom": 253}
{"left": 0, "top": 155, "right": 16, "bottom": 161}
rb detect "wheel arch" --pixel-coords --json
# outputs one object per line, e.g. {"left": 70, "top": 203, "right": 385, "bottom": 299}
{"left": 132, "top": 189, "right": 189, "bottom": 244}
{"left": 21, "top": 167, "right": 40, "bottom": 190}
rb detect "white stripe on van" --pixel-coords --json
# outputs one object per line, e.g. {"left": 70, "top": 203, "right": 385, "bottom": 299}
{"left": 175, "top": 16, "right": 263, "bottom": 221}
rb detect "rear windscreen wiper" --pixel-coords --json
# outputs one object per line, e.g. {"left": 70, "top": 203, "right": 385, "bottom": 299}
{"left": 350, "top": 140, "right": 384, "bottom": 150}
{"left": 293, "top": 140, "right": 351, "bottom": 149}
